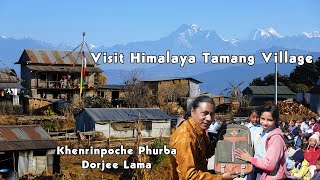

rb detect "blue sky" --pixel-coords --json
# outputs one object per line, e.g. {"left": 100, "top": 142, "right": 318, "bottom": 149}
{"left": 1, "top": 0, "right": 319, "bottom": 47}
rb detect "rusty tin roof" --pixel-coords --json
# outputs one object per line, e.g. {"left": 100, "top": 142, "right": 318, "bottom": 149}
{"left": 0, "top": 125, "right": 58, "bottom": 151}
{"left": 26, "top": 65, "right": 102, "bottom": 73}
{"left": 17, "top": 49, "right": 98, "bottom": 66}
{"left": 0, "top": 68, "right": 19, "bottom": 83}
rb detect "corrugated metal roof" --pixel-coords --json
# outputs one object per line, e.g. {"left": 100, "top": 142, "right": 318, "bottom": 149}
{"left": 97, "top": 84, "right": 125, "bottom": 90}
{"left": 0, "top": 141, "right": 58, "bottom": 151}
{"left": 0, "top": 68, "right": 19, "bottom": 83}
{"left": 0, "top": 125, "right": 58, "bottom": 151}
{"left": 243, "top": 86, "right": 295, "bottom": 95}
{"left": 81, "top": 108, "right": 172, "bottom": 122}
{"left": 26, "top": 65, "right": 102, "bottom": 73}
{"left": 251, "top": 95, "right": 296, "bottom": 99}
{"left": 17, "top": 49, "right": 97, "bottom": 66}
{"left": 142, "top": 77, "right": 202, "bottom": 83}
{"left": 0, "top": 83, "right": 25, "bottom": 89}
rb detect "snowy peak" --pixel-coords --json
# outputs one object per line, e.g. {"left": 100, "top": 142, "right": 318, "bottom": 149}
{"left": 300, "top": 31, "right": 320, "bottom": 38}
{"left": 176, "top": 24, "right": 203, "bottom": 38}
{"left": 223, "top": 38, "right": 239, "bottom": 44}
{"left": 174, "top": 24, "right": 222, "bottom": 41}
{"left": 89, "top": 44, "right": 96, "bottom": 48}
{"left": 250, "top": 28, "right": 283, "bottom": 40}
{"left": 188, "top": 24, "right": 201, "bottom": 35}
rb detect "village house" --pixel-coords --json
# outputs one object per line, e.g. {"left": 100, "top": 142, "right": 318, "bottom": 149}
{"left": 0, "top": 125, "right": 59, "bottom": 178}
{"left": 15, "top": 49, "right": 102, "bottom": 103}
{"left": 97, "top": 84, "right": 125, "bottom": 107}
{"left": 76, "top": 108, "right": 172, "bottom": 138}
{"left": 142, "top": 77, "right": 201, "bottom": 104}
{"left": 242, "top": 86, "right": 296, "bottom": 106}
{"left": 0, "top": 68, "right": 24, "bottom": 106}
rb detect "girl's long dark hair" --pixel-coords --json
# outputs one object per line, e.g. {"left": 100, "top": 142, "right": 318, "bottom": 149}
{"left": 247, "top": 108, "right": 260, "bottom": 117}
{"left": 260, "top": 105, "right": 280, "bottom": 126}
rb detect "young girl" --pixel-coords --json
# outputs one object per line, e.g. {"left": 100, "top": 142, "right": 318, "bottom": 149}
{"left": 245, "top": 108, "right": 261, "bottom": 180}
{"left": 288, "top": 149, "right": 310, "bottom": 180}
{"left": 245, "top": 108, "right": 261, "bottom": 144}
{"left": 304, "top": 132, "right": 320, "bottom": 166}
{"left": 236, "top": 105, "right": 287, "bottom": 179}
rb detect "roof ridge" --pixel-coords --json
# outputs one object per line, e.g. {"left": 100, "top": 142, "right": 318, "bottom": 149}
{"left": 0, "top": 125, "right": 41, "bottom": 127}
{"left": 25, "top": 48, "right": 91, "bottom": 52}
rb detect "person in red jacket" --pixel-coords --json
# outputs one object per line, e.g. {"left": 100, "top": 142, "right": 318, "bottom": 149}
{"left": 309, "top": 118, "right": 320, "bottom": 133}
{"left": 314, "top": 123, "right": 320, "bottom": 133}
{"left": 304, "top": 133, "right": 320, "bottom": 166}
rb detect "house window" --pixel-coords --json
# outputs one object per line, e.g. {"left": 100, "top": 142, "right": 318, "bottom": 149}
{"left": 33, "top": 149, "right": 47, "bottom": 156}
{"left": 40, "top": 73, "right": 46, "bottom": 80}
{"left": 142, "top": 121, "right": 152, "bottom": 130}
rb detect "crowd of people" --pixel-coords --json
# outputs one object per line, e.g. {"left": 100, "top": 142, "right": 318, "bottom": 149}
{"left": 240, "top": 107, "right": 320, "bottom": 180}
{"left": 170, "top": 95, "right": 320, "bottom": 180}
{"left": 280, "top": 117, "right": 320, "bottom": 180}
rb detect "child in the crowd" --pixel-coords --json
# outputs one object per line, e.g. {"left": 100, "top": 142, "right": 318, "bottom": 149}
{"left": 304, "top": 132, "right": 320, "bottom": 166}
{"left": 284, "top": 128, "right": 294, "bottom": 140}
{"left": 285, "top": 136, "right": 296, "bottom": 171}
{"left": 280, "top": 121, "right": 288, "bottom": 131}
{"left": 310, "top": 158, "right": 320, "bottom": 180}
{"left": 292, "top": 128, "right": 302, "bottom": 150}
{"left": 300, "top": 143, "right": 308, "bottom": 152}
{"left": 295, "top": 119, "right": 302, "bottom": 133}
{"left": 309, "top": 117, "right": 320, "bottom": 133}
{"left": 300, "top": 117, "right": 309, "bottom": 135}
{"left": 207, "top": 116, "right": 224, "bottom": 142}
{"left": 289, "top": 120, "right": 297, "bottom": 133}
{"left": 288, "top": 149, "right": 310, "bottom": 180}
{"left": 302, "top": 137, "right": 308, "bottom": 146}
{"left": 244, "top": 108, "right": 261, "bottom": 180}
{"left": 245, "top": 108, "right": 261, "bottom": 145}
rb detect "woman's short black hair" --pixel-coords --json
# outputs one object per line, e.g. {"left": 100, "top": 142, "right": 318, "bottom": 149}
{"left": 191, "top": 95, "right": 215, "bottom": 110}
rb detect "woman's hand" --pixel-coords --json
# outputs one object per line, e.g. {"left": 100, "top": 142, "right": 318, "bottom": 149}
{"left": 235, "top": 148, "right": 252, "bottom": 162}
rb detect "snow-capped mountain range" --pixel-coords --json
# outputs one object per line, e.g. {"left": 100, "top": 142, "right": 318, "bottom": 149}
{"left": 1, "top": 24, "right": 319, "bottom": 59}
{"left": 300, "top": 31, "right": 320, "bottom": 38}
{"left": 249, "top": 28, "right": 284, "bottom": 40}
{"left": 1, "top": 24, "right": 320, "bottom": 93}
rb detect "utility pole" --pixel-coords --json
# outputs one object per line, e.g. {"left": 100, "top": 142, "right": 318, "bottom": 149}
{"left": 275, "top": 62, "right": 278, "bottom": 105}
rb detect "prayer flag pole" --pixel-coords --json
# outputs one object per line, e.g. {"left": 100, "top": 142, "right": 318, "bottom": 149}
{"left": 80, "top": 32, "right": 86, "bottom": 103}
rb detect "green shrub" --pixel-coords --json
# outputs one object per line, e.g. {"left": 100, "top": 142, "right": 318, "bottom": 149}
{"left": 149, "top": 139, "right": 168, "bottom": 166}
{"left": 43, "top": 107, "right": 55, "bottom": 116}
{"left": 42, "top": 121, "right": 57, "bottom": 131}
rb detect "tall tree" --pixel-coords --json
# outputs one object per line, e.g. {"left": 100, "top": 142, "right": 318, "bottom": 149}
{"left": 122, "top": 70, "right": 156, "bottom": 108}
{"left": 250, "top": 73, "right": 291, "bottom": 87}
{"left": 290, "top": 63, "right": 319, "bottom": 87}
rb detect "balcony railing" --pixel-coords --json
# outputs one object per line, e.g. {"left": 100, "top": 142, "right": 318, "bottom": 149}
{"left": 31, "top": 80, "right": 95, "bottom": 89}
